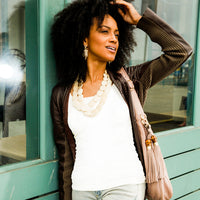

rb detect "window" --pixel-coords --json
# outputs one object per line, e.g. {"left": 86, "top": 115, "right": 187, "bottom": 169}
{"left": 132, "top": 0, "right": 198, "bottom": 132}
{"left": 0, "top": 0, "right": 39, "bottom": 166}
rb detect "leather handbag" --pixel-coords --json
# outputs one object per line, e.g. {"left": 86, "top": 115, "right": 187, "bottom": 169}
{"left": 119, "top": 67, "right": 173, "bottom": 200}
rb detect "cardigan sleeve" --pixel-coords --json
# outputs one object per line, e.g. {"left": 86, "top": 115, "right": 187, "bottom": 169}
{"left": 126, "top": 8, "right": 193, "bottom": 90}
{"left": 50, "top": 85, "right": 73, "bottom": 200}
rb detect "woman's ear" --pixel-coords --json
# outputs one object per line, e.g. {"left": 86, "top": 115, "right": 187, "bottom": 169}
{"left": 83, "top": 38, "right": 88, "bottom": 47}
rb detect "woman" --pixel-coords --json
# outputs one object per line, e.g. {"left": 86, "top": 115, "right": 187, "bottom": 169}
{"left": 50, "top": 0, "right": 192, "bottom": 199}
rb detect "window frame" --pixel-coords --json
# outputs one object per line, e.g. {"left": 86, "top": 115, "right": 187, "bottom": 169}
{"left": 0, "top": 0, "right": 66, "bottom": 199}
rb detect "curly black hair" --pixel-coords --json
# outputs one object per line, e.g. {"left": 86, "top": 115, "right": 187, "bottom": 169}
{"left": 51, "top": 0, "right": 136, "bottom": 85}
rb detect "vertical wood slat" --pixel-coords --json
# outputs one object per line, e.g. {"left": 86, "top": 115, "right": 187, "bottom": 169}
{"left": 38, "top": 0, "right": 65, "bottom": 160}
{"left": 193, "top": 0, "right": 200, "bottom": 127}
{"left": 26, "top": 0, "right": 40, "bottom": 160}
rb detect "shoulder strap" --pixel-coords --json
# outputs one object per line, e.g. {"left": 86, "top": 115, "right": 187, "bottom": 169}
{"left": 118, "top": 67, "right": 155, "bottom": 139}
{"left": 118, "top": 67, "right": 146, "bottom": 120}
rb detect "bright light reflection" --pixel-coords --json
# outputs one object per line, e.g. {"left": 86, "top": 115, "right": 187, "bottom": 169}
{"left": 0, "top": 63, "right": 14, "bottom": 79}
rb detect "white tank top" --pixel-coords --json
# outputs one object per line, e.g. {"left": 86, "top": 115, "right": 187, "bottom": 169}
{"left": 68, "top": 84, "right": 145, "bottom": 191}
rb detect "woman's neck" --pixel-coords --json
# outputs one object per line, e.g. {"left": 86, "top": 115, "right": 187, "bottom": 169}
{"left": 86, "top": 60, "right": 107, "bottom": 83}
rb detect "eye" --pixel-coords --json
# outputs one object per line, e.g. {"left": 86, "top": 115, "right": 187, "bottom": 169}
{"left": 100, "top": 30, "right": 109, "bottom": 33}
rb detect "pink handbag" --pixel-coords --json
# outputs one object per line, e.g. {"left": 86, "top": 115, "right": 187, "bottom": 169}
{"left": 119, "top": 67, "right": 173, "bottom": 200}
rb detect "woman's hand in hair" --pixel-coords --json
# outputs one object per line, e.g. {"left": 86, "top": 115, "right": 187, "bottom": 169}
{"left": 111, "top": 0, "right": 142, "bottom": 25}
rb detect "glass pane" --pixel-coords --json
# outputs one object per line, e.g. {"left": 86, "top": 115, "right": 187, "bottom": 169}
{"left": 132, "top": 0, "right": 198, "bottom": 132}
{"left": 0, "top": 0, "right": 26, "bottom": 165}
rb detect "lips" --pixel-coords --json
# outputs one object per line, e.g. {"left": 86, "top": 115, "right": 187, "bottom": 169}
{"left": 106, "top": 46, "right": 117, "bottom": 52}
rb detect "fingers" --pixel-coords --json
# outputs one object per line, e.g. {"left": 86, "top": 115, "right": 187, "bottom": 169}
{"left": 110, "top": 0, "right": 141, "bottom": 25}
{"left": 112, "top": 0, "right": 132, "bottom": 8}
{"left": 117, "top": 8, "right": 125, "bottom": 17}
{"left": 111, "top": 0, "right": 134, "bottom": 15}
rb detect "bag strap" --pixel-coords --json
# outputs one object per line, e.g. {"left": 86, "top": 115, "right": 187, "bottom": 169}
{"left": 118, "top": 68, "right": 173, "bottom": 187}
{"left": 118, "top": 67, "right": 155, "bottom": 142}
{"left": 118, "top": 67, "right": 146, "bottom": 119}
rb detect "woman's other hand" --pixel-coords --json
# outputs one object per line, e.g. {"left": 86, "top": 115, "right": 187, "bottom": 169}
{"left": 111, "top": 0, "right": 142, "bottom": 25}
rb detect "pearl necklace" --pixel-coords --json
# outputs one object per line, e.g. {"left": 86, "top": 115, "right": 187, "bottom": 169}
{"left": 72, "top": 70, "right": 112, "bottom": 117}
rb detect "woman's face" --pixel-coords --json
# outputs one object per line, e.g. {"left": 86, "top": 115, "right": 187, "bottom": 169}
{"left": 84, "top": 14, "right": 119, "bottom": 63}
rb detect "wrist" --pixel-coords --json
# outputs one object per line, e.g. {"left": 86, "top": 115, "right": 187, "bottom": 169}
{"left": 135, "top": 14, "right": 142, "bottom": 25}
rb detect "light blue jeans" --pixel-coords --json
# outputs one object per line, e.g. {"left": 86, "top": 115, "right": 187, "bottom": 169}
{"left": 72, "top": 183, "right": 146, "bottom": 200}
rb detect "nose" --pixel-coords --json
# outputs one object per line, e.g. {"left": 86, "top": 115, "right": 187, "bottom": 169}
{"left": 109, "top": 33, "right": 118, "bottom": 43}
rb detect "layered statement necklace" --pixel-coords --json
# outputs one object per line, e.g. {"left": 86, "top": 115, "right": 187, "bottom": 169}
{"left": 72, "top": 70, "right": 112, "bottom": 117}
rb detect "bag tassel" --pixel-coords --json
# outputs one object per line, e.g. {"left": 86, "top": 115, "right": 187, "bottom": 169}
{"left": 141, "top": 115, "right": 159, "bottom": 183}
{"left": 151, "top": 135, "right": 166, "bottom": 179}
{"left": 145, "top": 136, "right": 159, "bottom": 183}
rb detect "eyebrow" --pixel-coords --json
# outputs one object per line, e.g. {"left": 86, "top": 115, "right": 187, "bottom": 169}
{"left": 98, "top": 25, "right": 119, "bottom": 32}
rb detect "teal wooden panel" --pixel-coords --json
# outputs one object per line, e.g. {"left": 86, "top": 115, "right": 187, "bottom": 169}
{"left": 0, "top": 160, "right": 42, "bottom": 173}
{"left": 0, "top": 161, "right": 58, "bottom": 200}
{"left": 165, "top": 149, "right": 200, "bottom": 178}
{"left": 157, "top": 128, "right": 200, "bottom": 157}
{"left": 65, "top": 0, "right": 72, "bottom": 4}
{"left": 178, "top": 190, "right": 200, "bottom": 200}
{"left": 38, "top": 0, "right": 65, "bottom": 161}
{"left": 32, "top": 192, "right": 59, "bottom": 200}
{"left": 171, "top": 169, "right": 200, "bottom": 199}
{"left": 26, "top": 0, "right": 39, "bottom": 160}
{"left": 193, "top": 0, "right": 200, "bottom": 127}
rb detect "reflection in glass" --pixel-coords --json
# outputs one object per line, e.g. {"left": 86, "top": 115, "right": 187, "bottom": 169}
{"left": 132, "top": 0, "right": 198, "bottom": 132}
{"left": 0, "top": 1, "right": 26, "bottom": 166}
